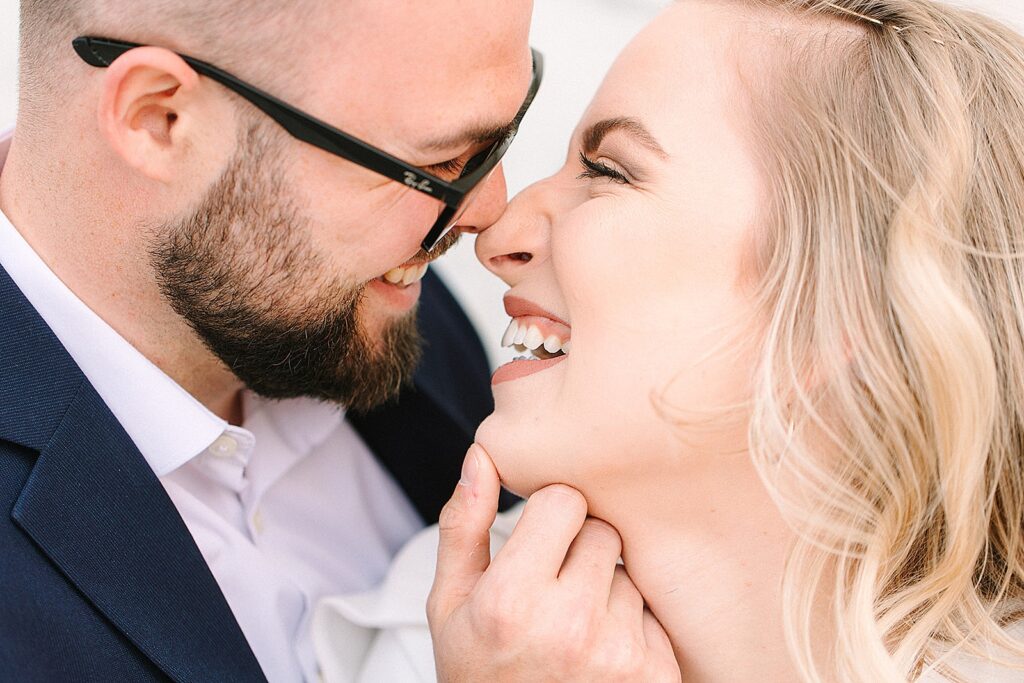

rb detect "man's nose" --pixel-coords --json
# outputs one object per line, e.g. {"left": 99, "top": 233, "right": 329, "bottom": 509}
{"left": 456, "top": 165, "right": 509, "bottom": 235}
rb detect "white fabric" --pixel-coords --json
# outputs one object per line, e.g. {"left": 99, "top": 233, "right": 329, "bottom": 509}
{"left": 313, "top": 503, "right": 525, "bottom": 683}
{"left": 0, "top": 132, "right": 425, "bottom": 683}
{"left": 314, "top": 501, "right": 1024, "bottom": 683}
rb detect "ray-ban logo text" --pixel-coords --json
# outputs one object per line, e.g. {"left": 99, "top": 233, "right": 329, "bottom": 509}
{"left": 403, "top": 172, "right": 434, "bottom": 194}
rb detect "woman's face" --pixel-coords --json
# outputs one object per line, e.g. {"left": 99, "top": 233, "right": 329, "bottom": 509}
{"left": 475, "top": 2, "right": 765, "bottom": 503}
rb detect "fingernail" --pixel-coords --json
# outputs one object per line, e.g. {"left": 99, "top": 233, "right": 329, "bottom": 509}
{"left": 459, "top": 446, "right": 480, "bottom": 491}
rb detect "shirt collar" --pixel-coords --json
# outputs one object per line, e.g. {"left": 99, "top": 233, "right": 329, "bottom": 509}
{"left": 0, "top": 131, "right": 226, "bottom": 476}
{"left": 246, "top": 392, "right": 345, "bottom": 454}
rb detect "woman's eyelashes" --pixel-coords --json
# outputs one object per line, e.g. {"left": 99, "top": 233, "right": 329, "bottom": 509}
{"left": 577, "top": 151, "right": 630, "bottom": 185}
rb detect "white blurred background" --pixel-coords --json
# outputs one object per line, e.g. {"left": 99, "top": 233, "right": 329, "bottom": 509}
{"left": 0, "top": 0, "right": 1020, "bottom": 367}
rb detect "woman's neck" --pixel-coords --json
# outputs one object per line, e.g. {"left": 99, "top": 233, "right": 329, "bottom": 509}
{"left": 592, "top": 451, "right": 804, "bottom": 682}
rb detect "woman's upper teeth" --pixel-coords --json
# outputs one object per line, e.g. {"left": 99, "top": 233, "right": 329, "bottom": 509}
{"left": 501, "top": 317, "right": 571, "bottom": 358}
{"left": 383, "top": 263, "right": 429, "bottom": 286}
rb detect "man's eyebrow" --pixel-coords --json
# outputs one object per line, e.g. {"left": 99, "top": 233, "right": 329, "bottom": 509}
{"left": 418, "top": 121, "right": 518, "bottom": 153}
{"left": 581, "top": 117, "right": 668, "bottom": 158}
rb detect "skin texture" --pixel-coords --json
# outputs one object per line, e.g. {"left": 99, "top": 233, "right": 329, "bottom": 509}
{"left": 0, "top": 0, "right": 533, "bottom": 423}
{"left": 434, "top": 2, "right": 808, "bottom": 681}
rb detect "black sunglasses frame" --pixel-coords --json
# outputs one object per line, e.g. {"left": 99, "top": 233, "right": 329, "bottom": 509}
{"left": 72, "top": 36, "right": 544, "bottom": 251}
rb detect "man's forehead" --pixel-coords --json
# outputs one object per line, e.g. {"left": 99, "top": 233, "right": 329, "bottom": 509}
{"left": 315, "top": 0, "right": 532, "bottom": 59}
{"left": 289, "top": 1, "right": 534, "bottom": 159}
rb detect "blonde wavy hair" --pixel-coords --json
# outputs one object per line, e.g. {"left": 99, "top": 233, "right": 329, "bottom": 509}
{"left": 735, "top": 0, "right": 1024, "bottom": 680}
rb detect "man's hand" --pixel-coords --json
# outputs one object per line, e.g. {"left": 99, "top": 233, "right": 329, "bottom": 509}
{"left": 427, "top": 444, "right": 681, "bottom": 682}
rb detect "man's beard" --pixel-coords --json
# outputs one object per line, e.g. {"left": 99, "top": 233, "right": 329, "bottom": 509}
{"left": 148, "top": 123, "right": 422, "bottom": 413}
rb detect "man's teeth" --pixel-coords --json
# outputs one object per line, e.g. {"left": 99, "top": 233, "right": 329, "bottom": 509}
{"left": 501, "top": 319, "right": 571, "bottom": 359}
{"left": 383, "top": 263, "right": 429, "bottom": 286}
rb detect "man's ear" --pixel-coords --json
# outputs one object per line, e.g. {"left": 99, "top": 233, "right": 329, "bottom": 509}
{"left": 96, "top": 46, "right": 203, "bottom": 183}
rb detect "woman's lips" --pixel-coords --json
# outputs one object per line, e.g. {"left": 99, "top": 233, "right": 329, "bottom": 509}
{"left": 503, "top": 295, "right": 569, "bottom": 326}
{"left": 494, "top": 294, "right": 572, "bottom": 385}
{"left": 491, "top": 355, "right": 567, "bottom": 385}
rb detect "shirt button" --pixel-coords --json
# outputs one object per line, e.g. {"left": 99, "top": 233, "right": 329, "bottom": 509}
{"left": 209, "top": 435, "right": 239, "bottom": 458}
{"left": 252, "top": 507, "right": 265, "bottom": 535}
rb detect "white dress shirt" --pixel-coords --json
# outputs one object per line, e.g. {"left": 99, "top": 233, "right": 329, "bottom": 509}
{"left": 0, "top": 133, "right": 424, "bottom": 682}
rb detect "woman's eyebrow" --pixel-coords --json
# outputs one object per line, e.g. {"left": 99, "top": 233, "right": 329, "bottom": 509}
{"left": 581, "top": 117, "right": 668, "bottom": 158}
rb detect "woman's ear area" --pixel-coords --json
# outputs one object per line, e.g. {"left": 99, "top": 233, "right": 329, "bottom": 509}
{"left": 95, "top": 46, "right": 216, "bottom": 183}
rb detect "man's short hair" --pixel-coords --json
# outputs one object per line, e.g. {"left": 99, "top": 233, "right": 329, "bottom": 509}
{"left": 18, "top": 0, "right": 321, "bottom": 131}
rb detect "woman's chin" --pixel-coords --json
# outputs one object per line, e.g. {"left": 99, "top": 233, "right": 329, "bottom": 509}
{"left": 475, "top": 414, "right": 549, "bottom": 500}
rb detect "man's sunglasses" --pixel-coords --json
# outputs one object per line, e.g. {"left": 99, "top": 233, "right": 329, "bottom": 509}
{"left": 72, "top": 36, "right": 544, "bottom": 252}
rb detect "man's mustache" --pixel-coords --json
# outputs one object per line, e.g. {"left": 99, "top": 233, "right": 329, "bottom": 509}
{"left": 412, "top": 227, "right": 464, "bottom": 264}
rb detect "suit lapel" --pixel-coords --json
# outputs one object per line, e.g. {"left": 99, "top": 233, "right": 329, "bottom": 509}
{"left": 350, "top": 387, "right": 471, "bottom": 524}
{"left": 0, "top": 267, "right": 266, "bottom": 683}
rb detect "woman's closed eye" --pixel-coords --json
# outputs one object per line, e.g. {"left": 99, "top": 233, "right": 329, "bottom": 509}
{"left": 577, "top": 152, "right": 630, "bottom": 185}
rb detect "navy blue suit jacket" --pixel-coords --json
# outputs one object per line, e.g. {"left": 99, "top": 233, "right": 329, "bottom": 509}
{"left": 0, "top": 265, "right": 497, "bottom": 682}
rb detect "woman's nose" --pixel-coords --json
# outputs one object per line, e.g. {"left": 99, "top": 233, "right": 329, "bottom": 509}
{"left": 475, "top": 178, "right": 552, "bottom": 286}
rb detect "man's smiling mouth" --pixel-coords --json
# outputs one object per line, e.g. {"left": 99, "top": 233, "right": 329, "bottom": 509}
{"left": 375, "top": 228, "right": 463, "bottom": 288}
{"left": 379, "top": 262, "right": 429, "bottom": 287}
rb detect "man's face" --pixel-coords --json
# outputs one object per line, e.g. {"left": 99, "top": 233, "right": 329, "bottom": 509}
{"left": 152, "top": 0, "right": 534, "bottom": 410}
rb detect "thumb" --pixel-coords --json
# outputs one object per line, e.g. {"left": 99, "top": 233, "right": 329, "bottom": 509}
{"left": 428, "top": 443, "right": 501, "bottom": 623}
{"left": 642, "top": 607, "right": 680, "bottom": 680}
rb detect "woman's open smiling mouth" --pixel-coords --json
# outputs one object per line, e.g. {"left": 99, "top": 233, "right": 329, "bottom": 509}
{"left": 492, "top": 296, "right": 571, "bottom": 385}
